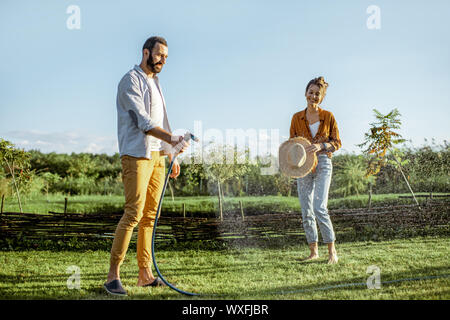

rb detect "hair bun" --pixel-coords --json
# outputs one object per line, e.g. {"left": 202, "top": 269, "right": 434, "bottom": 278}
{"left": 317, "top": 76, "right": 328, "bottom": 88}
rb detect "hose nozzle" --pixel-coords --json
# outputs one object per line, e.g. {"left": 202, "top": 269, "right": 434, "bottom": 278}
{"left": 184, "top": 132, "right": 200, "bottom": 143}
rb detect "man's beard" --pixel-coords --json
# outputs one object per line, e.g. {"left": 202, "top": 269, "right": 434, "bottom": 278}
{"left": 147, "top": 56, "right": 163, "bottom": 73}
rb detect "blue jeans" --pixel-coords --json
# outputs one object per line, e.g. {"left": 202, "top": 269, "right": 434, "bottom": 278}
{"left": 297, "top": 154, "right": 336, "bottom": 244}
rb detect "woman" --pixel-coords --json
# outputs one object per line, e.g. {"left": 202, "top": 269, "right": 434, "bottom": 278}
{"left": 289, "top": 76, "right": 342, "bottom": 264}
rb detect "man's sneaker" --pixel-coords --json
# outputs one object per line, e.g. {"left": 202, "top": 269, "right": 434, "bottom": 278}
{"left": 104, "top": 279, "right": 127, "bottom": 296}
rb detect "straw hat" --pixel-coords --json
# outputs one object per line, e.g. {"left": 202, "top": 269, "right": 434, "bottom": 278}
{"left": 279, "top": 137, "right": 317, "bottom": 178}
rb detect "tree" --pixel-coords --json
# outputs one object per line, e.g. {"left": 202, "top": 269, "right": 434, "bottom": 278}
{"left": 40, "top": 172, "right": 61, "bottom": 199}
{"left": 202, "top": 145, "right": 251, "bottom": 220}
{"left": 0, "top": 139, "right": 32, "bottom": 213}
{"left": 358, "top": 108, "right": 419, "bottom": 205}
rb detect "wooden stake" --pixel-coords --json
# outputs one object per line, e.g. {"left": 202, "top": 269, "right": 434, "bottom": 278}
{"left": 63, "top": 197, "right": 68, "bottom": 240}
{"left": 218, "top": 181, "right": 223, "bottom": 221}
{"left": 240, "top": 200, "right": 245, "bottom": 221}
{"left": 64, "top": 197, "right": 68, "bottom": 214}
{"left": 1, "top": 194, "right": 4, "bottom": 215}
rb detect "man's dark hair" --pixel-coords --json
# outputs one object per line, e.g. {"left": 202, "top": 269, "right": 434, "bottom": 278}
{"left": 142, "top": 36, "right": 168, "bottom": 53}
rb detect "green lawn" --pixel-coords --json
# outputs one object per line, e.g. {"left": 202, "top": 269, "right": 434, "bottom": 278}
{"left": 1, "top": 193, "right": 441, "bottom": 216}
{"left": 0, "top": 236, "right": 448, "bottom": 300}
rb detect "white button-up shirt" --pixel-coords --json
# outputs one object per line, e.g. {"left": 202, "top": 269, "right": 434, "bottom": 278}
{"left": 116, "top": 65, "right": 172, "bottom": 159}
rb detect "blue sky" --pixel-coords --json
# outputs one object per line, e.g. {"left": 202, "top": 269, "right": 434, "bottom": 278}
{"left": 1, "top": 0, "right": 449, "bottom": 157}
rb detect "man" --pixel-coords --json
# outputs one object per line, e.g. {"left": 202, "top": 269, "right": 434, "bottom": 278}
{"left": 104, "top": 36, "right": 189, "bottom": 296}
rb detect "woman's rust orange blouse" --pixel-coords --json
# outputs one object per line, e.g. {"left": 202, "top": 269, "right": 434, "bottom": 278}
{"left": 289, "top": 107, "right": 342, "bottom": 160}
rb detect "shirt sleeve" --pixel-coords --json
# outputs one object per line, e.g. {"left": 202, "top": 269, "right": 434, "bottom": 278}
{"left": 289, "top": 115, "right": 297, "bottom": 139}
{"left": 117, "top": 74, "right": 158, "bottom": 133}
{"left": 327, "top": 113, "right": 342, "bottom": 152}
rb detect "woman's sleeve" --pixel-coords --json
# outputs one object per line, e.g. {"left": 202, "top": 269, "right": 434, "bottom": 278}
{"left": 289, "top": 115, "right": 296, "bottom": 138}
{"left": 328, "top": 113, "right": 342, "bottom": 152}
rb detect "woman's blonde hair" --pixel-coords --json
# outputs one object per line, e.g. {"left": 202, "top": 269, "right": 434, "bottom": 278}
{"left": 305, "top": 76, "right": 329, "bottom": 102}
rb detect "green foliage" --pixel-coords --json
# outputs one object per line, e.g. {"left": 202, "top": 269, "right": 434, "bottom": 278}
{"left": 39, "top": 172, "right": 61, "bottom": 195}
{"left": 358, "top": 108, "right": 406, "bottom": 177}
{"left": 201, "top": 145, "right": 251, "bottom": 184}
{"left": 357, "top": 109, "right": 421, "bottom": 204}
{"left": 332, "top": 154, "right": 376, "bottom": 197}
{"left": 0, "top": 177, "right": 11, "bottom": 196}
{"left": 28, "top": 150, "right": 122, "bottom": 195}
{"left": 272, "top": 173, "right": 292, "bottom": 197}
{"left": 374, "top": 140, "right": 450, "bottom": 194}
{"left": 199, "top": 145, "right": 252, "bottom": 219}
{"left": 0, "top": 139, "right": 32, "bottom": 188}
{"left": 0, "top": 139, "right": 33, "bottom": 212}
{"left": 2, "top": 138, "right": 447, "bottom": 199}
{"left": 67, "top": 153, "right": 99, "bottom": 179}
{"left": 2, "top": 193, "right": 439, "bottom": 217}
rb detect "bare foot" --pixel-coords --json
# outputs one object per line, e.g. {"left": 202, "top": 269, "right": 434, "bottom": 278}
{"left": 327, "top": 253, "right": 338, "bottom": 264}
{"left": 302, "top": 253, "right": 319, "bottom": 261}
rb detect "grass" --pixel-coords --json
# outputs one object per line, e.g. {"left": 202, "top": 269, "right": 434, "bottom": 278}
{"left": 0, "top": 236, "right": 449, "bottom": 300}
{"left": 1, "top": 193, "right": 443, "bottom": 216}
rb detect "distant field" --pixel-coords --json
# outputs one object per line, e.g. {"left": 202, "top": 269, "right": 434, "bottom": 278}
{"left": 1, "top": 193, "right": 443, "bottom": 216}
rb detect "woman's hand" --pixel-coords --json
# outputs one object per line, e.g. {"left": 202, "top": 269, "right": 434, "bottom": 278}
{"left": 305, "top": 143, "right": 321, "bottom": 154}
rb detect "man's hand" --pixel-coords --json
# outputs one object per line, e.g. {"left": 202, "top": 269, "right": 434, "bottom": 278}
{"left": 305, "top": 143, "right": 321, "bottom": 154}
{"left": 168, "top": 155, "right": 181, "bottom": 179}
{"left": 146, "top": 128, "right": 190, "bottom": 155}
{"left": 170, "top": 135, "right": 190, "bottom": 155}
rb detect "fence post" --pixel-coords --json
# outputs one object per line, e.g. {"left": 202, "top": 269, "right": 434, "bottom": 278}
{"left": 1, "top": 194, "right": 4, "bottom": 215}
{"left": 426, "top": 192, "right": 433, "bottom": 206}
{"left": 240, "top": 200, "right": 245, "bottom": 221}
{"left": 64, "top": 197, "right": 68, "bottom": 214}
{"left": 368, "top": 184, "right": 372, "bottom": 209}
{"left": 63, "top": 197, "right": 68, "bottom": 240}
{"left": 183, "top": 203, "right": 186, "bottom": 218}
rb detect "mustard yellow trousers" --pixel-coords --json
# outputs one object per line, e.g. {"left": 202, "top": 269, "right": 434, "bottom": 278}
{"left": 110, "top": 152, "right": 165, "bottom": 269}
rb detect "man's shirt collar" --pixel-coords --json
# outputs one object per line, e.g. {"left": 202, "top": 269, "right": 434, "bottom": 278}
{"left": 133, "top": 64, "right": 159, "bottom": 81}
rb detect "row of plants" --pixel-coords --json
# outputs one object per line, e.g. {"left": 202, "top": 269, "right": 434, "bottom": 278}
{"left": 1, "top": 110, "right": 449, "bottom": 213}
{"left": 1, "top": 143, "right": 448, "bottom": 197}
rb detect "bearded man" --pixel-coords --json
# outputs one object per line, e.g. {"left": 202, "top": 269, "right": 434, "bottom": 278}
{"left": 104, "top": 36, "right": 189, "bottom": 296}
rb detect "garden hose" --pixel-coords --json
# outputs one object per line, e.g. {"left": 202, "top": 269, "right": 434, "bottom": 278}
{"left": 151, "top": 133, "right": 201, "bottom": 296}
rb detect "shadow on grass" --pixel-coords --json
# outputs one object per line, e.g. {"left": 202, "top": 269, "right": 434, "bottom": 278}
{"left": 224, "top": 265, "right": 450, "bottom": 299}
{"left": 0, "top": 270, "right": 180, "bottom": 300}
